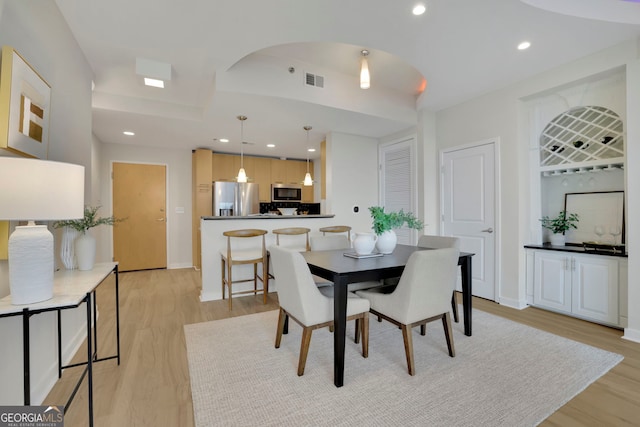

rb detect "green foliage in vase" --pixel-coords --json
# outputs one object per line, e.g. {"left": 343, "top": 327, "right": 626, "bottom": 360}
{"left": 53, "top": 205, "right": 124, "bottom": 233}
{"left": 539, "top": 210, "right": 579, "bottom": 234}
{"left": 369, "top": 206, "right": 424, "bottom": 236}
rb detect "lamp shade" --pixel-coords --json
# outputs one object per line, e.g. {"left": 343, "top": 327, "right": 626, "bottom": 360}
{"left": 0, "top": 157, "right": 84, "bottom": 305}
{"left": 0, "top": 157, "right": 84, "bottom": 220}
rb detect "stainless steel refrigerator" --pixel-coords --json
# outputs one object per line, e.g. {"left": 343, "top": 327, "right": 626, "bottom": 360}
{"left": 212, "top": 181, "right": 259, "bottom": 216}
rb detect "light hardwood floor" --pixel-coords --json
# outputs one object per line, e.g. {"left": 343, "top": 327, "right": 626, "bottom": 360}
{"left": 44, "top": 268, "right": 640, "bottom": 426}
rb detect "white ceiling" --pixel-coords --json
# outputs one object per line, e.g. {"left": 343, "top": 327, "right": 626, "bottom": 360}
{"left": 54, "top": 0, "right": 640, "bottom": 160}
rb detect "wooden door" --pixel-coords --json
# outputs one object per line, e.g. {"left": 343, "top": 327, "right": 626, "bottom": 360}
{"left": 441, "top": 141, "right": 496, "bottom": 300}
{"left": 113, "top": 162, "right": 167, "bottom": 271}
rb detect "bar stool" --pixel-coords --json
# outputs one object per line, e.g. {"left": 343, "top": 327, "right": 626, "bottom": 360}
{"left": 272, "top": 227, "right": 311, "bottom": 252}
{"left": 319, "top": 225, "right": 352, "bottom": 241}
{"left": 220, "top": 229, "right": 269, "bottom": 310}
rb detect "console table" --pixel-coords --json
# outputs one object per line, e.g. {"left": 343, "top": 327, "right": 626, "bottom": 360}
{"left": 0, "top": 263, "right": 120, "bottom": 426}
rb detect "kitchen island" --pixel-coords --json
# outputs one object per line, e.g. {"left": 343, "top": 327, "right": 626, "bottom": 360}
{"left": 200, "top": 214, "right": 341, "bottom": 302}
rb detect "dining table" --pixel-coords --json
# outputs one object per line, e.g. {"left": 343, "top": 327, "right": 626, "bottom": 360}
{"left": 300, "top": 244, "right": 474, "bottom": 387}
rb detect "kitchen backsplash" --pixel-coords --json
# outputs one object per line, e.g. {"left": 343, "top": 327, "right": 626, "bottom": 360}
{"left": 260, "top": 202, "right": 320, "bottom": 215}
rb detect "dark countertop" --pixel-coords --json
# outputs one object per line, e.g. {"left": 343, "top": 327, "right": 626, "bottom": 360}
{"left": 202, "top": 214, "right": 335, "bottom": 220}
{"left": 524, "top": 243, "right": 627, "bottom": 258}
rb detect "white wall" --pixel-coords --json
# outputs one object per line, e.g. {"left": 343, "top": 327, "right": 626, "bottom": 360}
{"left": 0, "top": 0, "right": 95, "bottom": 405}
{"left": 98, "top": 142, "right": 194, "bottom": 269}
{"left": 432, "top": 39, "right": 640, "bottom": 340}
{"left": 324, "top": 132, "right": 379, "bottom": 233}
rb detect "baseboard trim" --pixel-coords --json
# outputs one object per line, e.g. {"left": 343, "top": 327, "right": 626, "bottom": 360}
{"left": 622, "top": 327, "right": 640, "bottom": 344}
{"left": 498, "top": 296, "right": 528, "bottom": 310}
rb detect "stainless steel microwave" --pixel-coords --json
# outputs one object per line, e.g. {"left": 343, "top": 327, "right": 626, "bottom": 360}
{"left": 271, "top": 184, "right": 302, "bottom": 202}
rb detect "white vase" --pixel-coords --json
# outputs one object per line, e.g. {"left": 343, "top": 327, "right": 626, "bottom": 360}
{"left": 375, "top": 230, "right": 398, "bottom": 254}
{"left": 75, "top": 232, "right": 96, "bottom": 271}
{"left": 60, "top": 226, "right": 79, "bottom": 270}
{"left": 352, "top": 232, "right": 377, "bottom": 255}
{"left": 549, "top": 232, "right": 565, "bottom": 246}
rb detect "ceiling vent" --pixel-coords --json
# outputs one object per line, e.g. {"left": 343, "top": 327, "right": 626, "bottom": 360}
{"left": 305, "top": 72, "right": 324, "bottom": 88}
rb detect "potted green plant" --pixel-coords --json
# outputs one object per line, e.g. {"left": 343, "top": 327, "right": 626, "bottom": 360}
{"left": 368, "top": 206, "right": 424, "bottom": 254}
{"left": 53, "top": 206, "right": 124, "bottom": 270}
{"left": 539, "top": 210, "right": 579, "bottom": 246}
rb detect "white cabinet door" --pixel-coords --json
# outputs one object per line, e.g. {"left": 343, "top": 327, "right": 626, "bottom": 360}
{"left": 534, "top": 251, "right": 572, "bottom": 314}
{"left": 571, "top": 254, "right": 618, "bottom": 324}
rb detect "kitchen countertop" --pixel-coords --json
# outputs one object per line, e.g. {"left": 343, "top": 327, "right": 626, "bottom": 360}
{"left": 524, "top": 243, "right": 627, "bottom": 257}
{"left": 202, "top": 214, "right": 334, "bottom": 220}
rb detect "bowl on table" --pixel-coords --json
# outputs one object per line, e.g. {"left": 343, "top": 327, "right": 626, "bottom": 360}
{"left": 277, "top": 208, "right": 298, "bottom": 216}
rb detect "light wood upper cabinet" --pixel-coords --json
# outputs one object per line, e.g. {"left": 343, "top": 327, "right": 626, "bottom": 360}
{"left": 270, "top": 159, "right": 287, "bottom": 183}
{"left": 212, "top": 153, "right": 238, "bottom": 181}
{"left": 285, "top": 160, "right": 305, "bottom": 185}
{"left": 252, "top": 157, "right": 272, "bottom": 202}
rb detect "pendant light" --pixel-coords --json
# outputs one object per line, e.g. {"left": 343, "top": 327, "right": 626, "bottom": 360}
{"left": 237, "top": 115, "right": 248, "bottom": 183}
{"left": 360, "top": 50, "right": 370, "bottom": 89}
{"left": 303, "top": 125, "right": 313, "bottom": 186}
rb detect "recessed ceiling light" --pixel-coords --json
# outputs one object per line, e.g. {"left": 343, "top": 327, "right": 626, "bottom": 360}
{"left": 412, "top": 3, "right": 426, "bottom": 15}
{"left": 123, "top": 131, "right": 135, "bottom": 136}
{"left": 267, "top": 144, "right": 275, "bottom": 148}
{"left": 219, "top": 138, "right": 229, "bottom": 143}
{"left": 307, "top": 148, "right": 316, "bottom": 152}
{"left": 144, "top": 77, "right": 164, "bottom": 88}
{"left": 518, "top": 41, "right": 531, "bottom": 50}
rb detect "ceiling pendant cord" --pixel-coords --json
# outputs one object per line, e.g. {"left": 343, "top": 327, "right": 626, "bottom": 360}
{"left": 237, "top": 115, "right": 248, "bottom": 183}
{"left": 303, "top": 125, "right": 313, "bottom": 186}
{"left": 360, "top": 50, "right": 370, "bottom": 89}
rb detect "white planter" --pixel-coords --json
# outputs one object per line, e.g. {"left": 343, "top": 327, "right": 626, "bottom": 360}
{"left": 75, "top": 232, "right": 96, "bottom": 271}
{"left": 60, "top": 226, "right": 79, "bottom": 270}
{"left": 549, "top": 232, "right": 565, "bottom": 246}
{"left": 352, "top": 232, "right": 377, "bottom": 255}
{"left": 375, "top": 230, "right": 398, "bottom": 254}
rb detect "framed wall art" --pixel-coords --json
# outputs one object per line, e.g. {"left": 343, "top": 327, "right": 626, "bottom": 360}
{"left": 564, "top": 191, "right": 625, "bottom": 246}
{"left": 0, "top": 45, "right": 51, "bottom": 159}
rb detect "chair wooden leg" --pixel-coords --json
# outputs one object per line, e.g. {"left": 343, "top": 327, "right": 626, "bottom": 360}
{"left": 254, "top": 263, "right": 258, "bottom": 292}
{"left": 442, "top": 312, "right": 456, "bottom": 357}
{"left": 361, "top": 314, "right": 369, "bottom": 358}
{"left": 298, "top": 327, "right": 313, "bottom": 376}
{"left": 227, "top": 261, "right": 233, "bottom": 311}
{"left": 420, "top": 324, "right": 426, "bottom": 336}
{"left": 220, "top": 257, "right": 226, "bottom": 300}
{"left": 451, "top": 291, "right": 459, "bottom": 323}
{"left": 262, "top": 260, "right": 269, "bottom": 304}
{"left": 275, "top": 308, "right": 286, "bottom": 348}
{"left": 401, "top": 324, "right": 415, "bottom": 376}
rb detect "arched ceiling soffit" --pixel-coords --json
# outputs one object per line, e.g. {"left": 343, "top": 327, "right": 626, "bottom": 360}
{"left": 222, "top": 42, "right": 426, "bottom": 99}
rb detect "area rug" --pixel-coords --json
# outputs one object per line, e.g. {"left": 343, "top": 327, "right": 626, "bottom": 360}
{"left": 184, "top": 309, "right": 623, "bottom": 427}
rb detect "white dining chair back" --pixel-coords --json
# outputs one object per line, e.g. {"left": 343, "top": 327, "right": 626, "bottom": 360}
{"left": 356, "top": 247, "right": 459, "bottom": 375}
{"left": 269, "top": 245, "right": 370, "bottom": 376}
{"left": 417, "top": 235, "right": 460, "bottom": 250}
{"left": 417, "top": 234, "right": 461, "bottom": 322}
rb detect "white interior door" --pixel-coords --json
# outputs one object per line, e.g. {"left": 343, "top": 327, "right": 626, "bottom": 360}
{"left": 441, "top": 141, "right": 497, "bottom": 300}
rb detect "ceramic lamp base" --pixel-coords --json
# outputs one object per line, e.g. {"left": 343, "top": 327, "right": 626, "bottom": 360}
{"left": 8, "top": 223, "right": 54, "bottom": 305}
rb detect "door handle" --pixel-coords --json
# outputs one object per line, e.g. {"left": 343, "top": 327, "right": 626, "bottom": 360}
{"left": 481, "top": 228, "right": 493, "bottom": 233}
{"left": 156, "top": 218, "right": 165, "bottom": 222}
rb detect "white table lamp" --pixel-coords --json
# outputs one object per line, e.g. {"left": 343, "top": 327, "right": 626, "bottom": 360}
{"left": 0, "top": 157, "right": 84, "bottom": 305}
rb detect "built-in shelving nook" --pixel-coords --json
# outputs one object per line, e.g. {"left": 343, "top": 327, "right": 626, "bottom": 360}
{"left": 539, "top": 105, "right": 624, "bottom": 174}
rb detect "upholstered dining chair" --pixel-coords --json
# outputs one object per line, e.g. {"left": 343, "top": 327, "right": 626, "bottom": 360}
{"left": 417, "top": 235, "right": 461, "bottom": 322}
{"left": 220, "top": 229, "right": 269, "bottom": 311}
{"left": 269, "top": 245, "right": 370, "bottom": 376}
{"left": 356, "top": 248, "right": 459, "bottom": 376}
{"left": 319, "top": 225, "right": 352, "bottom": 241}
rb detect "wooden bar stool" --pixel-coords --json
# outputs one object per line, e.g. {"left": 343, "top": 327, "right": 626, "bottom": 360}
{"left": 272, "top": 227, "right": 311, "bottom": 252}
{"left": 319, "top": 225, "right": 352, "bottom": 241}
{"left": 220, "top": 229, "right": 269, "bottom": 310}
